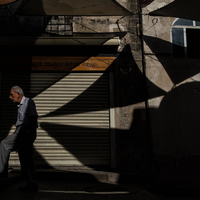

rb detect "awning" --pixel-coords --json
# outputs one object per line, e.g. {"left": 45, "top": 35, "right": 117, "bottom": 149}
{"left": 0, "top": 36, "right": 120, "bottom": 46}
{"left": 149, "top": 0, "right": 200, "bottom": 22}
{"left": 15, "top": 0, "right": 132, "bottom": 16}
{"left": 0, "top": 32, "right": 126, "bottom": 46}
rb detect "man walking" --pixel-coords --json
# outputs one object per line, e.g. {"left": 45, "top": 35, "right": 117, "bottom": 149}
{"left": 0, "top": 86, "right": 38, "bottom": 191}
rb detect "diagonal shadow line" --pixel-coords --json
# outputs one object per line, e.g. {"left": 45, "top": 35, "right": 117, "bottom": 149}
{"left": 39, "top": 73, "right": 110, "bottom": 118}
{"left": 38, "top": 122, "right": 115, "bottom": 168}
{"left": 143, "top": 35, "right": 200, "bottom": 85}
{"left": 39, "top": 59, "right": 167, "bottom": 119}
{"left": 39, "top": 107, "right": 151, "bottom": 171}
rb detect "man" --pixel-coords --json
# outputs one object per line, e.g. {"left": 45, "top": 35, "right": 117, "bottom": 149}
{"left": 0, "top": 86, "right": 38, "bottom": 191}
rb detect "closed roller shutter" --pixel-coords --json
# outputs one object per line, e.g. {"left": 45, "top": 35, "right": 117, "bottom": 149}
{"left": 0, "top": 72, "right": 110, "bottom": 167}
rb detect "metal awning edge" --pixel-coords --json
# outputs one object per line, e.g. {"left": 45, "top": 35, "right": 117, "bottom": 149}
{"left": 0, "top": 37, "right": 120, "bottom": 46}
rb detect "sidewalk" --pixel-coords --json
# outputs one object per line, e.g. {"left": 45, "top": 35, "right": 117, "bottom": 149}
{"left": 0, "top": 168, "right": 159, "bottom": 200}
{"left": 0, "top": 169, "right": 199, "bottom": 200}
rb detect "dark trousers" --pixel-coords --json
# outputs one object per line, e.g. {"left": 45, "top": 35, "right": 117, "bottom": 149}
{"left": 0, "top": 126, "right": 37, "bottom": 184}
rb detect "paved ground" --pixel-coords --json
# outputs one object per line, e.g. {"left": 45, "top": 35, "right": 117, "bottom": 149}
{"left": 0, "top": 169, "right": 199, "bottom": 200}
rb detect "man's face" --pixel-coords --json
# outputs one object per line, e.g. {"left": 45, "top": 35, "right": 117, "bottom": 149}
{"left": 9, "top": 89, "right": 21, "bottom": 103}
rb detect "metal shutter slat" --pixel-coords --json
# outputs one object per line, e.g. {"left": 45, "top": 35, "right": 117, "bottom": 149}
{"left": 0, "top": 72, "right": 110, "bottom": 168}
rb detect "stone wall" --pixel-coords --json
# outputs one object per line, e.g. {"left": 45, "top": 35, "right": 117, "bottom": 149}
{"left": 143, "top": 0, "right": 200, "bottom": 184}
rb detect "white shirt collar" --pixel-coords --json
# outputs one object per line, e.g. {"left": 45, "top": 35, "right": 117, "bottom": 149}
{"left": 17, "top": 96, "right": 25, "bottom": 107}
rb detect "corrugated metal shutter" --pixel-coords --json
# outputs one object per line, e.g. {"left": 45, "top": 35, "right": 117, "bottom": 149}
{"left": 0, "top": 72, "right": 110, "bottom": 167}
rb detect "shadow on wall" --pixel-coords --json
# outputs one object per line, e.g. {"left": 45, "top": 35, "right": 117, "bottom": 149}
{"left": 150, "top": 82, "right": 200, "bottom": 184}
{"left": 115, "top": 44, "right": 167, "bottom": 106}
{"left": 119, "top": 108, "right": 152, "bottom": 176}
{"left": 143, "top": 35, "right": 200, "bottom": 85}
{"left": 144, "top": 35, "right": 200, "bottom": 184}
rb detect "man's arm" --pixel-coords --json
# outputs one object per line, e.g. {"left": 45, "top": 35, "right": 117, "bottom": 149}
{"left": 27, "top": 99, "right": 38, "bottom": 129}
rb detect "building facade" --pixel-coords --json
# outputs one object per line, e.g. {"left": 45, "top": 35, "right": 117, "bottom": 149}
{"left": 0, "top": 0, "right": 151, "bottom": 175}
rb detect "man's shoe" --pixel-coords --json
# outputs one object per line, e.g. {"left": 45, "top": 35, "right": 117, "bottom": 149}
{"left": 18, "top": 183, "right": 38, "bottom": 192}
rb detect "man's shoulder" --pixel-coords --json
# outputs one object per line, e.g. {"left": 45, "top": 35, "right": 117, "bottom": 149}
{"left": 22, "top": 96, "right": 35, "bottom": 105}
{"left": 22, "top": 96, "right": 29, "bottom": 102}
{"left": 23, "top": 96, "right": 33, "bottom": 101}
